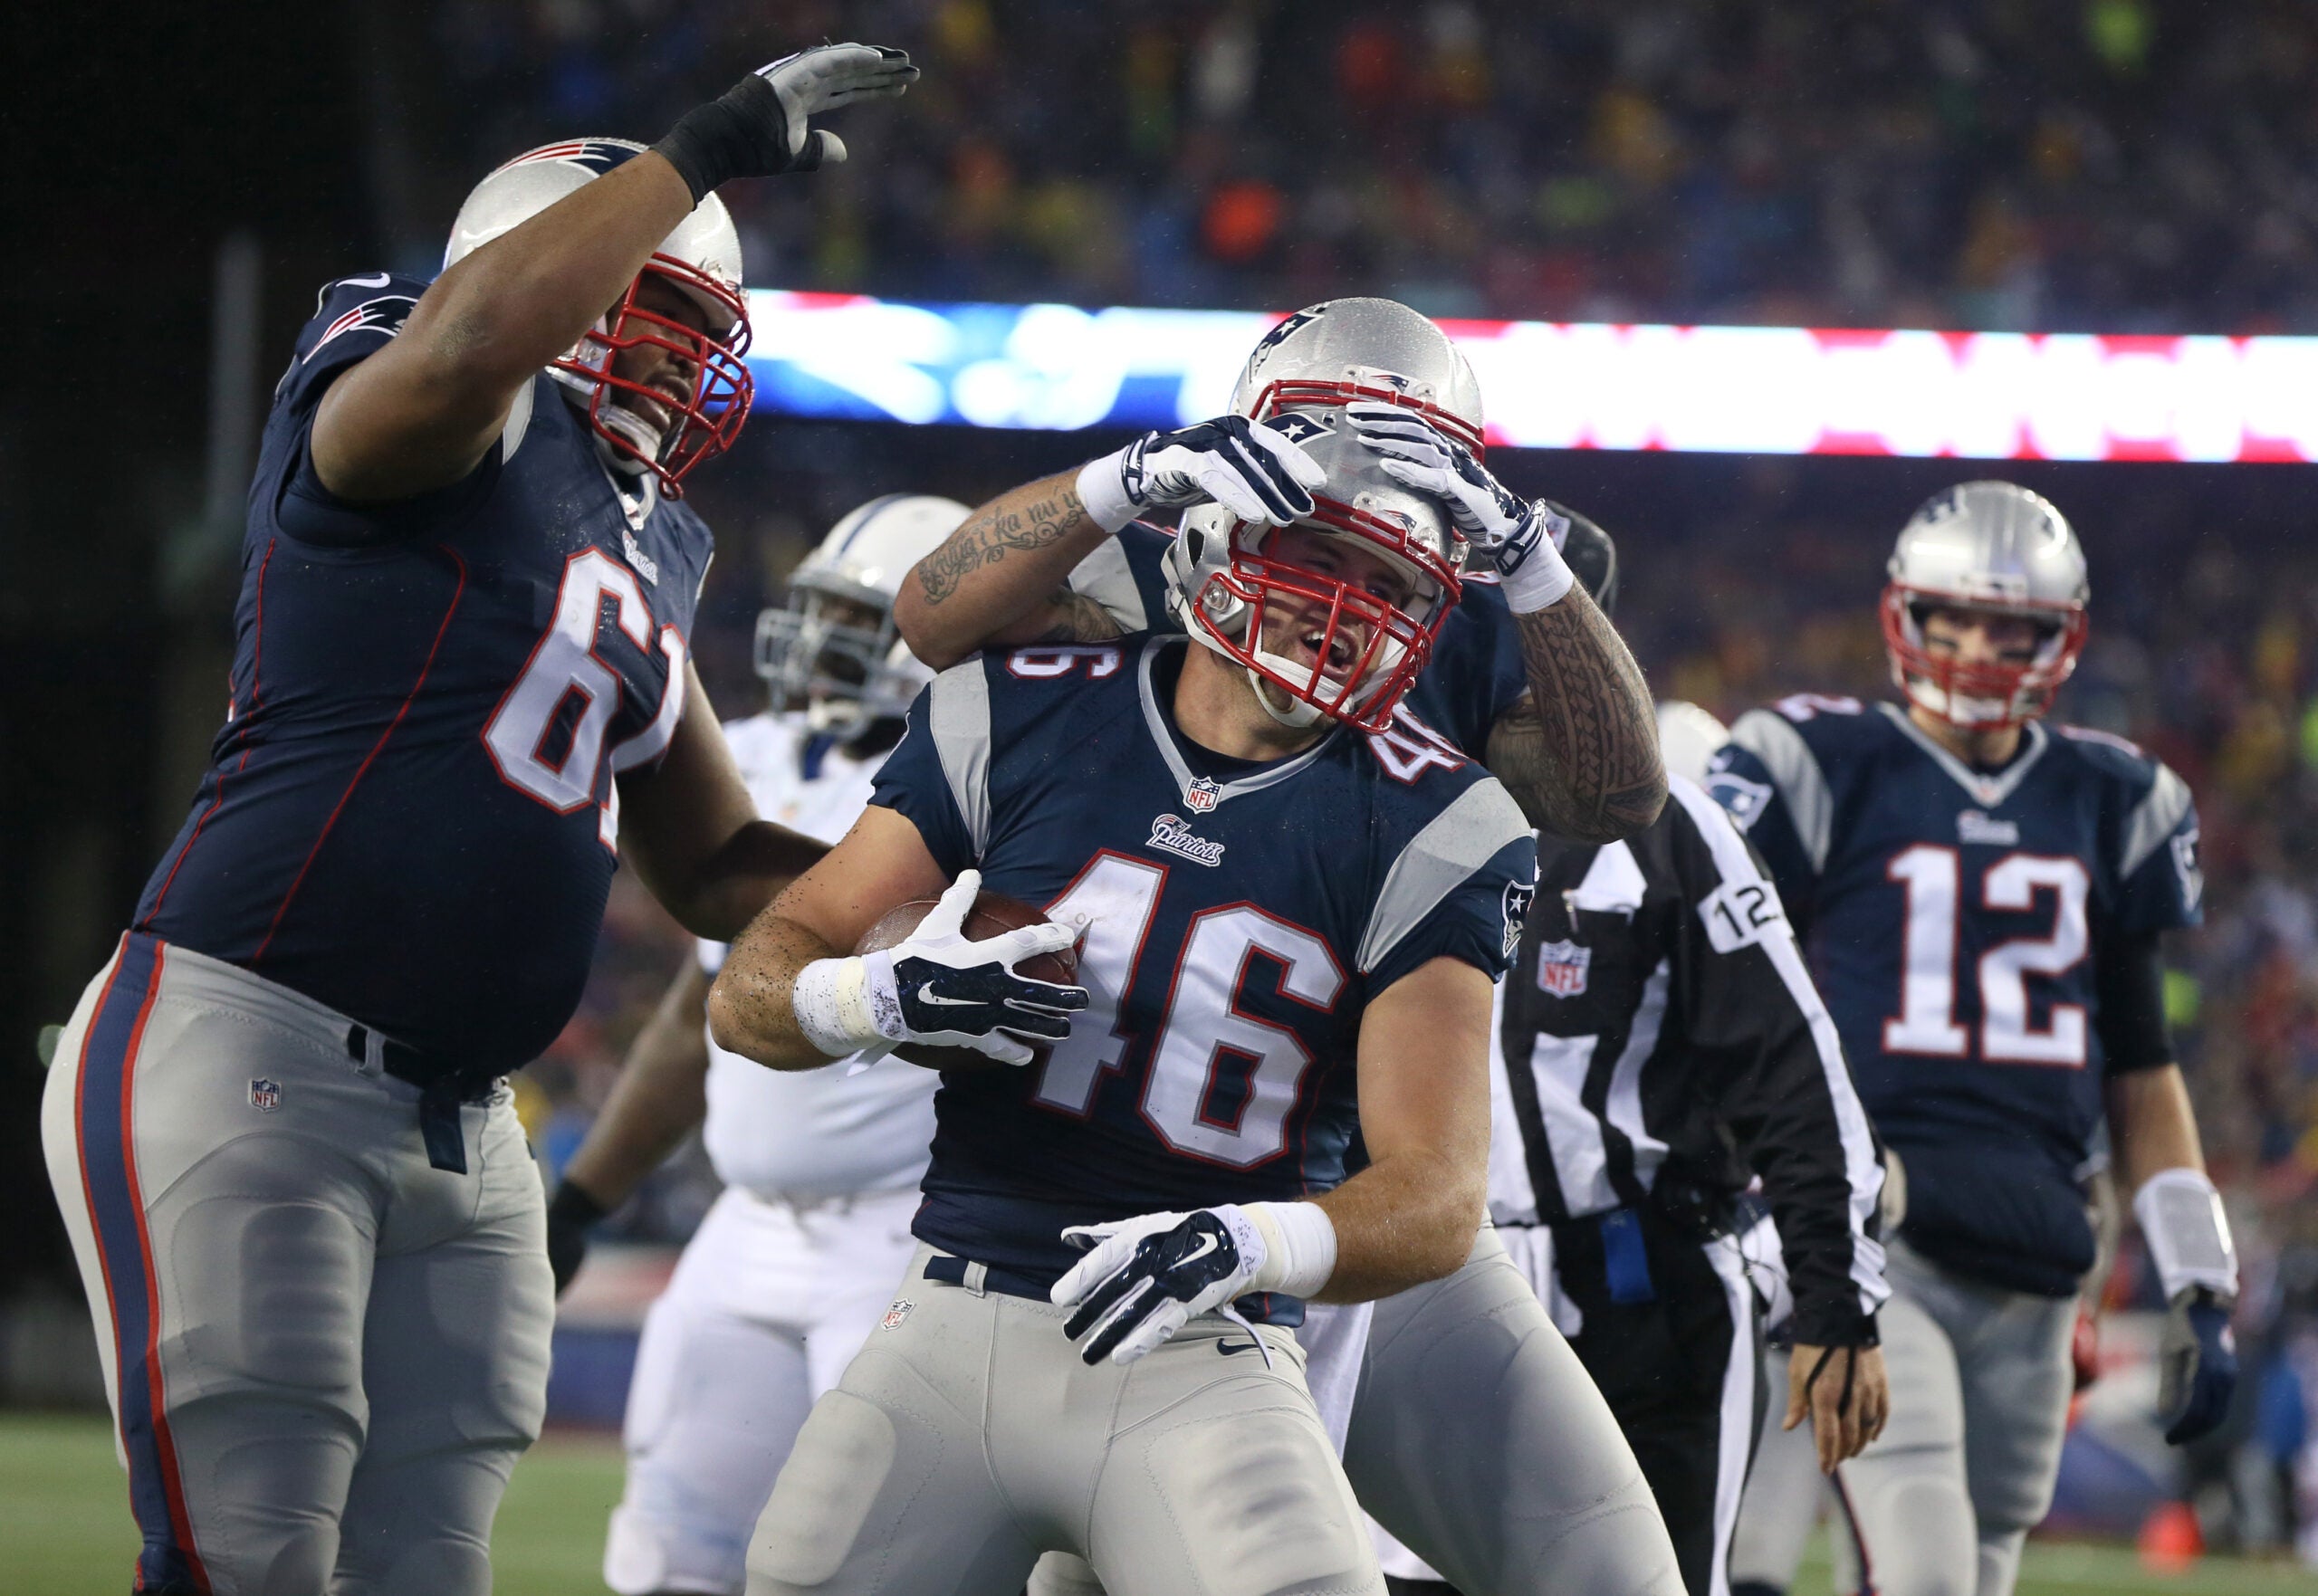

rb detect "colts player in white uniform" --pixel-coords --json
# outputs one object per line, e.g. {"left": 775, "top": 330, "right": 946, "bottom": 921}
{"left": 547, "top": 495, "right": 968, "bottom": 1596}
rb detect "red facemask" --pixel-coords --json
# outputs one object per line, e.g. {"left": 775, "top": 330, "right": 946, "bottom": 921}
{"left": 1879, "top": 585, "right": 2089, "bottom": 731}
{"left": 555, "top": 253, "right": 755, "bottom": 495}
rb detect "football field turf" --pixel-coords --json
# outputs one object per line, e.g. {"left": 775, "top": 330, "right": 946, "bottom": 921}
{"left": 5, "top": 1410, "right": 2308, "bottom": 1595}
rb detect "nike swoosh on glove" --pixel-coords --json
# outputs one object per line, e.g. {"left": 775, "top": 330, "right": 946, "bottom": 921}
{"left": 1052, "top": 1208, "right": 1268, "bottom": 1366}
{"left": 1346, "top": 402, "right": 1564, "bottom": 567}
{"left": 1077, "top": 416, "right": 1326, "bottom": 533}
{"left": 879, "top": 871, "right": 1088, "bottom": 1066}
{"left": 2157, "top": 1287, "right": 2237, "bottom": 1445}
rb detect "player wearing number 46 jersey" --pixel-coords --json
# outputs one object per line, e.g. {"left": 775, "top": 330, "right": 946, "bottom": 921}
{"left": 40, "top": 45, "right": 916, "bottom": 1596}
{"left": 710, "top": 360, "right": 1543, "bottom": 1596}
{"left": 1710, "top": 483, "right": 2237, "bottom": 1596}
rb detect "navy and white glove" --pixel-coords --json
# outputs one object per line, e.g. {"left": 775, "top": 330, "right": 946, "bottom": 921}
{"left": 1076, "top": 416, "right": 1327, "bottom": 534}
{"left": 1346, "top": 403, "right": 1576, "bottom": 613}
{"left": 656, "top": 43, "right": 920, "bottom": 201}
{"left": 1051, "top": 1200, "right": 1338, "bottom": 1366}
{"left": 791, "top": 871, "right": 1087, "bottom": 1066}
{"left": 2157, "top": 1288, "right": 2237, "bottom": 1445}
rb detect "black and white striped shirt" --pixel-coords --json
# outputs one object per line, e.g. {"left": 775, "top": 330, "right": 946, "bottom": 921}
{"left": 1495, "top": 779, "right": 1890, "bottom": 1346}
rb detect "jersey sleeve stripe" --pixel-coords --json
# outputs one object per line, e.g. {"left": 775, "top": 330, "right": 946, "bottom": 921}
{"left": 1666, "top": 777, "right": 1892, "bottom": 1317}
{"left": 1729, "top": 710, "right": 1834, "bottom": 873}
{"left": 1066, "top": 535, "right": 1149, "bottom": 632}
{"left": 1357, "top": 778, "right": 1530, "bottom": 976}
{"left": 928, "top": 660, "right": 994, "bottom": 857}
{"left": 2120, "top": 762, "right": 2193, "bottom": 880}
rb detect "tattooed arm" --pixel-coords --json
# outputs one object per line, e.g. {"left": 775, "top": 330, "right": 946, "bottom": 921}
{"left": 892, "top": 470, "right": 1126, "bottom": 669}
{"left": 1486, "top": 584, "right": 1667, "bottom": 843}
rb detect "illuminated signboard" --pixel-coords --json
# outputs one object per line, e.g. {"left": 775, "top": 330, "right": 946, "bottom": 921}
{"left": 743, "top": 291, "right": 2318, "bottom": 463}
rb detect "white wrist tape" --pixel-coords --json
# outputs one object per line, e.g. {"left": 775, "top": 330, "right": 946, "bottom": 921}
{"left": 1076, "top": 451, "right": 1141, "bottom": 534}
{"left": 1241, "top": 1200, "right": 1339, "bottom": 1299}
{"left": 791, "top": 951, "right": 903, "bottom": 1058}
{"left": 2132, "top": 1167, "right": 2238, "bottom": 1304}
{"left": 1499, "top": 526, "right": 1576, "bottom": 614}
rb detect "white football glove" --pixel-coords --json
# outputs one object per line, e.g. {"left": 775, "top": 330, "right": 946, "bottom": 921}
{"left": 792, "top": 871, "right": 1087, "bottom": 1066}
{"left": 752, "top": 43, "right": 921, "bottom": 171}
{"left": 1051, "top": 1200, "right": 1337, "bottom": 1365}
{"left": 1076, "top": 416, "right": 1327, "bottom": 533}
{"left": 1346, "top": 402, "right": 1576, "bottom": 613}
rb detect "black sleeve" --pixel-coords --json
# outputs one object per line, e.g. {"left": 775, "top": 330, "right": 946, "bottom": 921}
{"left": 2095, "top": 928, "right": 2174, "bottom": 1075}
{"left": 1664, "top": 787, "right": 1887, "bottom": 1347}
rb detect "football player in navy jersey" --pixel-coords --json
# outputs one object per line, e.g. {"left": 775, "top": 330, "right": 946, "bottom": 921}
{"left": 1708, "top": 483, "right": 2237, "bottom": 1596}
{"left": 708, "top": 366, "right": 1544, "bottom": 1595}
{"left": 887, "top": 301, "right": 1690, "bottom": 1596}
{"left": 38, "top": 44, "right": 915, "bottom": 1596}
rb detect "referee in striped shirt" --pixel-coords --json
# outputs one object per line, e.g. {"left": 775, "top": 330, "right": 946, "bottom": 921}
{"left": 1476, "top": 537, "right": 1895, "bottom": 1596}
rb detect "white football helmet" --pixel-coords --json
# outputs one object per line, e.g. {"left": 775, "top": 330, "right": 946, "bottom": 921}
{"left": 756, "top": 494, "right": 970, "bottom": 738}
{"left": 1656, "top": 701, "right": 1731, "bottom": 786}
{"left": 1880, "top": 482, "right": 2090, "bottom": 731}
{"left": 444, "top": 139, "right": 753, "bottom": 493}
{"left": 1162, "top": 299, "right": 1481, "bottom": 732}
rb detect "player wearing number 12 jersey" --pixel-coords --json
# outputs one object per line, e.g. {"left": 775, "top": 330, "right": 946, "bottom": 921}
{"left": 1710, "top": 483, "right": 2238, "bottom": 1596}
{"left": 38, "top": 47, "right": 916, "bottom": 1596}
{"left": 709, "top": 383, "right": 1537, "bottom": 1595}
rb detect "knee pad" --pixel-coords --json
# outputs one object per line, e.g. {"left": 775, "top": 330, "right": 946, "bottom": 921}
{"left": 747, "top": 1391, "right": 900, "bottom": 1590}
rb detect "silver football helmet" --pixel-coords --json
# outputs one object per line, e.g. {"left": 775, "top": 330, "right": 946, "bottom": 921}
{"left": 1880, "top": 482, "right": 2090, "bottom": 731}
{"left": 756, "top": 494, "right": 970, "bottom": 738}
{"left": 1163, "top": 299, "right": 1481, "bottom": 732}
{"left": 444, "top": 139, "right": 753, "bottom": 493}
{"left": 1656, "top": 701, "right": 1731, "bottom": 786}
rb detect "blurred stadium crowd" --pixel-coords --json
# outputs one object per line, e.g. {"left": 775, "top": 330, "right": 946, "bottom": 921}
{"left": 361, "top": 0, "right": 2318, "bottom": 1560}
{"left": 420, "top": 0, "right": 2318, "bottom": 331}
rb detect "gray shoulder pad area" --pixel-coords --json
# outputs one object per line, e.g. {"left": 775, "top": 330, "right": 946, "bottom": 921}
{"left": 1358, "top": 778, "right": 1531, "bottom": 975}
{"left": 1067, "top": 538, "right": 1149, "bottom": 632}
{"left": 1728, "top": 708, "right": 1834, "bottom": 873}
{"left": 2120, "top": 761, "right": 2194, "bottom": 881}
{"left": 928, "top": 661, "right": 993, "bottom": 855}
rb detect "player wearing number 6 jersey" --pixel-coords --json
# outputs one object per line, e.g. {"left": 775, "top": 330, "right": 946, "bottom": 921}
{"left": 709, "top": 403, "right": 1537, "bottom": 1596}
{"left": 39, "top": 47, "right": 916, "bottom": 1596}
{"left": 1709, "top": 483, "right": 2237, "bottom": 1596}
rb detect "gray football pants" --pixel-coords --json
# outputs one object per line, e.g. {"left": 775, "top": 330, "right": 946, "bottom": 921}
{"left": 744, "top": 1243, "right": 1381, "bottom": 1596}
{"left": 1030, "top": 1227, "right": 1682, "bottom": 1596}
{"left": 40, "top": 934, "right": 553, "bottom": 1595}
{"left": 1828, "top": 1239, "right": 2074, "bottom": 1596}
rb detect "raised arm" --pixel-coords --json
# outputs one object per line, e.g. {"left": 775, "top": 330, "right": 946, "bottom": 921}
{"left": 312, "top": 44, "right": 916, "bottom": 502}
{"left": 894, "top": 416, "right": 1326, "bottom": 668}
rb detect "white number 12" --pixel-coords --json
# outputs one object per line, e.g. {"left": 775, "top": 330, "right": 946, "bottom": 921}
{"left": 1885, "top": 846, "right": 2090, "bottom": 1066}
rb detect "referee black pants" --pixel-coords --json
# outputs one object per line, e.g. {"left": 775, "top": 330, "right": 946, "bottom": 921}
{"left": 1557, "top": 1207, "right": 1767, "bottom": 1596}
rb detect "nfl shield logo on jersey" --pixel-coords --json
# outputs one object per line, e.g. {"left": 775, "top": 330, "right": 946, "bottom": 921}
{"left": 248, "top": 1078, "right": 283, "bottom": 1113}
{"left": 1183, "top": 777, "right": 1221, "bottom": 814}
{"left": 1534, "top": 940, "right": 1591, "bottom": 998}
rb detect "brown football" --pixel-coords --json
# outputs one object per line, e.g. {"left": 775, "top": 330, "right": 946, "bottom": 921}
{"left": 855, "top": 890, "right": 1080, "bottom": 1072}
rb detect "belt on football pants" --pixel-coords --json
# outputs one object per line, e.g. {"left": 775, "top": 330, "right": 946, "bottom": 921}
{"left": 922, "top": 1253, "right": 1056, "bottom": 1302}
{"left": 347, "top": 1024, "right": 503, "bottom": 1175}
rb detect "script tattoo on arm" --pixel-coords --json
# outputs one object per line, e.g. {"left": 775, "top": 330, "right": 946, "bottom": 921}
{"left": 914, "top": 480, "right": 1086, "bottom": 606}
{"left": 1485, "top": 585, "right": 1667, "bottom": 843}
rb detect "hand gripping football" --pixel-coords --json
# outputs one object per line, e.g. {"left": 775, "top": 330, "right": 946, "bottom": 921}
{"left": 855, "top": 890, "right": 1080, "bottom": 1071}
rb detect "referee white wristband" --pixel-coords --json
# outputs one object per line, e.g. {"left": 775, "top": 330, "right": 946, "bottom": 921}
{"left": 2132, "top": 1167, "right": 2239, "bottom": 1305}
{"left": 790, "top": 952, "right": 904, "bottom": 1058}
{"left": 1240, "top": 1200, "right": 1339, "bottom": 1299}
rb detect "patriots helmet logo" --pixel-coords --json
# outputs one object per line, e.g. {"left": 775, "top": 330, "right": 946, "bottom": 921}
{"left": 304, "top": 294, "right": 417, "bottom": 363}
{"left": 1501, "top": 876, "right": 1537, "bottom": 959}
{"left": 500, "top": 139, "right": 641, "bottom": 177}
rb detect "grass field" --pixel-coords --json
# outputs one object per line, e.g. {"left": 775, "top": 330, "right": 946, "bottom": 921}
{"left": 5, "top": 1410, "right": 2311, "bottom": 1595}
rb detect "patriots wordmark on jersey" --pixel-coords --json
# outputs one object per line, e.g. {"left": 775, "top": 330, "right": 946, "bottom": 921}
{"left": 1710, "top": 695, "right": 2200, "bottom": 1294}
{"left": 136, "top": 273, "right": 714, "bottom": 1075}
{"left": 870, "top": 636, "right": 1537, "bottom": 1316}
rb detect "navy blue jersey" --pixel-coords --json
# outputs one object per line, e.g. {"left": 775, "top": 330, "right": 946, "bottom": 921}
{"left": 871, "top": 635, "right": 1536, "bottom": 1307}
{"left": 1707, "top": 696, "right": 2201, "bottom": 1293}
{"left": 135, "top": 273, "right": 714, "bottom": 1075}
{"left": 1074, "top": 521, "right": 1529, "bottom": 764}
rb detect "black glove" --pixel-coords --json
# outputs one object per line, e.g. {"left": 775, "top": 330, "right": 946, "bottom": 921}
{"left": 655, "top": 44, "right": 919, "bottom": 202}
{"left": 2157, "top": 1287, "right": 2237, "bottom": 1445}
{"left": 546, "top": 1180, "right": 609, "bottom": 1296}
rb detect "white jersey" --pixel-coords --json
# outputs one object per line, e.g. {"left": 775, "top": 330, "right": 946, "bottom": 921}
{"left": 696, "top": 712, "right": 937, "bottom": 1203}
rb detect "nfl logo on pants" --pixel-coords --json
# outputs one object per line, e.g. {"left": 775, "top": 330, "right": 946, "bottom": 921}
{"left": 249, "top": 1078, "right": 283, "bottom": 1113}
